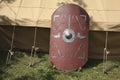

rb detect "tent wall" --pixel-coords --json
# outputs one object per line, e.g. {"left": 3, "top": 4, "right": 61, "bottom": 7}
{"left": 0, "top": 26, "right": 120, "bottom": 59}
{"left": 89, "top": 31, "right": 120, "bottom": 59}
{"left": 0, "top": 26, "right": 50, "bottom": 51}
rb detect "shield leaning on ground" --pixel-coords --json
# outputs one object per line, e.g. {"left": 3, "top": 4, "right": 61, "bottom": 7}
{"left": 49, "top": 4, "right": 89, "bottom": 71}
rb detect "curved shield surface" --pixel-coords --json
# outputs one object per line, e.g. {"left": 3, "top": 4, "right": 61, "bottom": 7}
{"left": 49, "top": 4, "right": 89, "bottom": 71}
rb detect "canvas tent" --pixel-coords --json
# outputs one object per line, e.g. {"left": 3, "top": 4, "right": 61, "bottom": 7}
{"left": 0, "top": 0, "right": 120, "bottom": 59}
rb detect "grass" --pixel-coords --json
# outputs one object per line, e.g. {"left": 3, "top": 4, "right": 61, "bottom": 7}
{"left": 0, "top": 51, "right": 120, "bottom": 80}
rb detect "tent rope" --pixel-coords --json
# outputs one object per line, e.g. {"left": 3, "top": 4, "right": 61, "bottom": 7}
{"left": 29, "top": 0, "right": 43, "bottom": 67}
{"left": 103, "top": 31, "right": 110, "bottom": 74}
{"left": 6, "top": 0, "right": 23, "bottom": 64}
{"left": 29, "top": 27, "right": 39, "bottom": 66}
{"left": 6, "top": 26, "right": 15, "bottom": 64}
{"left": 101, "top": 0, "right": 110, "bottom": 74}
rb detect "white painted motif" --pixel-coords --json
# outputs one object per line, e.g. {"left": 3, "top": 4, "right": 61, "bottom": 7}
{"left": 77, "top": 33, "right": 86, "bottom": 39}
{"left": 53, "top": 15, "right": 60, "bottom": 21}
{"left": 53, "top": 33, "right": 61, "bottom": 38}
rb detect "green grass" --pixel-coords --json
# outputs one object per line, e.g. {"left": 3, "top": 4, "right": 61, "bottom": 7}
{"left": 0, "top": 51, "right": 120, "bottom": 80}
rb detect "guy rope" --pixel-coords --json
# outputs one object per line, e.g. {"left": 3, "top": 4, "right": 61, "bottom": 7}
{"left": 29, "top": 0, "right": 43, "bottom": 67}
{"left": 6, "top": 0, "right": 23, "bottom": 64}
{"left": 103, "top": 31, "right": 110, "bottom": 74}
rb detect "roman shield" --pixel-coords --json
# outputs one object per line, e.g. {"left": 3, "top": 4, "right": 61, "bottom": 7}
{"left": 49, "top": 4, "right": 89, "bottom": 71}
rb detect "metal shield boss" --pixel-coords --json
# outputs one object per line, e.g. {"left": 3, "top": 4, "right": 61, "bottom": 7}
{"left": 49, "top": 4, "right": 89, "bottom": 71}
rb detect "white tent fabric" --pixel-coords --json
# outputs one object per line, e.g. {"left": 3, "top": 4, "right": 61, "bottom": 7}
{"left": 0, "top": 0, "right": 120, "bottom": 31}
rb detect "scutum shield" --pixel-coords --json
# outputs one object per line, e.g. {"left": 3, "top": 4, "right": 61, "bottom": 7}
{"left": 49, "top": 4, "right": 89, "bottom": 71}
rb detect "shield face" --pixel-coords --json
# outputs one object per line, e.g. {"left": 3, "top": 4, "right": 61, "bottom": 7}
{"left": 49, "top": 4, "right": 89, "bottom": 71}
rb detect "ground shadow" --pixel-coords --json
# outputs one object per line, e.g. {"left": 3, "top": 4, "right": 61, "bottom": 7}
{"left": 84, "top": 58, "right": 102, "bottom": 69}
{"left": 15, "top": 75, "right": 36, "bottom": 80}
{"left": 0, "top": 51, "right": 8, "bottom": 80}
{"left": 14, "top": 69, "right": 60, "bottom": 80}
{"left": 0, "top": 51, "right": 7, "bottom": 64}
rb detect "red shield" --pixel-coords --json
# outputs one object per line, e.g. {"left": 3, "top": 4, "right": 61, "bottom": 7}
{"left": 49, "top": 4, "right": 89, "bottom": 71}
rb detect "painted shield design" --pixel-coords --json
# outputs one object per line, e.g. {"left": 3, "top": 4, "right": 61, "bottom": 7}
{"left": 49, "top": 4, "right": 89, "bottom": 71}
